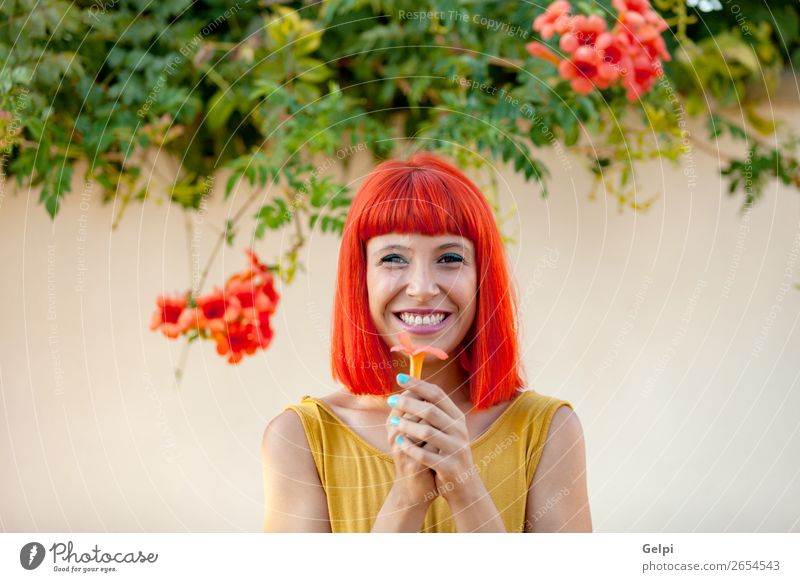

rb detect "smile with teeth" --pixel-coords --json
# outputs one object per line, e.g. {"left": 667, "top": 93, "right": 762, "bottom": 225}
{"left": 396, "top": 312, "right": 449, "bottom": 327}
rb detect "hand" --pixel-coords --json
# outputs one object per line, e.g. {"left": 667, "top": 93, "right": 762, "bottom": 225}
{"left": 386, "top": 391, "right": 441, "bottom": 507}
{"left": 389, "top": 374, "right": 479, "bottom": 505}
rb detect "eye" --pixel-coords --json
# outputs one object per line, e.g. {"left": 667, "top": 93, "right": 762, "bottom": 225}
{"left": 380, "top": 254, "right": 406, "bottom": 264}
{"left": 379, "top": 253, "right": 464, "bottom": 265}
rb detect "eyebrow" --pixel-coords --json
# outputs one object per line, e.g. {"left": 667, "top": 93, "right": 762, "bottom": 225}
{"left": 376, "top": 242, "right": 468, "bottom": 253}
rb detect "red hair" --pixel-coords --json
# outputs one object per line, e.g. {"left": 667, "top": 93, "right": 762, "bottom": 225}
{"left": 330, "top": 152, "right": 526, "bottom": 410}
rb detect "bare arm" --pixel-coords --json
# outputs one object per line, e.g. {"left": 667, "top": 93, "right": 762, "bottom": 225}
{"left": 525, "top": 405, "right": 593, "bottom": 532}
{"left": 261, "top": 410, "right": 331, "bottom": 532}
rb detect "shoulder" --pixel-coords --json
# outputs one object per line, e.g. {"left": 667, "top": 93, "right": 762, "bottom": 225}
{"left": 547, "top": 405, "right": 584, "bottom": 445}
{"left": 261, "top": 409, "right": 318, "bottom": 471}
{"left": 537, "top": 404, "right": 586, "bottom": 480}
{"left": 525, "top": 402, "right": 592, "bottom": 532}
{"left": 262, "top": 409, "right": 309, "bottom": 451}
{"left": 310, "top": 389, "right": 355, "bottom": 411}
{"left": 261, "top": 410, "right": 331, "bottom": 532}
{"left": 509, "top": 389, "right": 575, "bottom": 427}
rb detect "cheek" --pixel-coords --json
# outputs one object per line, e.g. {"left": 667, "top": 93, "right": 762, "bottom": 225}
{"left": 446, "top": 270, "right": 477, "bottom": 308}
{"left": 456, "top": 282, "right": 478, "bottom": 327}
{"left": 366, "top": 271, "right": 399, "bottom": 314}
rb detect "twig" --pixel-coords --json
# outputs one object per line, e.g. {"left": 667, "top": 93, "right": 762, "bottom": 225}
{"left": 687, "top": 135, "right": 739, "bottom": 161}
{"left": 171, "top": 182, "right": 266, "bottom": 387}
{"left": 173, "top": 340, "right": 191, "bottom": 389}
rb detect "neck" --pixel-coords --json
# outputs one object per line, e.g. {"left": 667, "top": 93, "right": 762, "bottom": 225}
{"left": 420, "top": 359, "right": 470, "bottom": 402}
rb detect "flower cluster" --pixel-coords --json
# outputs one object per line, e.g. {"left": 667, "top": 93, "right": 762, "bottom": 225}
{"left": 526, "top": 0, "right": 671, "bottom": 101}
{"left": 150, "top": 248, "right": 280, "bottom": 364}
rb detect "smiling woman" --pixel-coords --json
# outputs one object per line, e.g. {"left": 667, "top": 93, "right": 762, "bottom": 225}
{"left": 261, "top": 152, "right": 592, "bottom": 533}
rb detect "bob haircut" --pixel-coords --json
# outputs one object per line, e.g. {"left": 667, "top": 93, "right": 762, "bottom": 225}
{"left": 330, "top": 152, "right": 526, "bottom": 410}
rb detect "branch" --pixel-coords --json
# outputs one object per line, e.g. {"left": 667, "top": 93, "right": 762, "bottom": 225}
{"left": 171, "top": 179, "right": 269, "bottom": 388}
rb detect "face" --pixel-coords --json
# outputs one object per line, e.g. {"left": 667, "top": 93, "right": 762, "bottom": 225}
{"left": 365, "top": 232, "right": 477, "bottom": 359}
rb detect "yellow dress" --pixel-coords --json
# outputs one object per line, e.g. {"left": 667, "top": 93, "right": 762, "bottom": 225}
{"left": 282, "top": 389, "right": 573, "bottom": 532}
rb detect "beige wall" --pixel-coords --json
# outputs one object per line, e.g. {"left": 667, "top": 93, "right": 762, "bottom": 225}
{"left": 2, "top": 97, "right": 799, "bottom": 532}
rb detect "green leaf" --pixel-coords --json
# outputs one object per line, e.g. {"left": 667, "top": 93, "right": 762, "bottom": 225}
{"left": 225, "top": 220, "right": 236, "bottom": 248}
{"left": 26, "top": 117, "right": 45, "bottom": 141}
{"left": 296, "top": 57, "right": 332, "bottom": 83}
{"left": 745, "top": 105, "right": 777, "bottom": 135}
{"left": 225, "top": 172, "right": 240, "bottom": 200}
{"left": 39, "top": 162, "right": 73, "bottom": 219}
{"left": 529, "top": 118, "right": 552, "bottom": 147}
{"left": 255, "top": 198, "right": 293, "bottom": 238}
{"left": 206, "top": 89, "right": 237, "bottom": 130}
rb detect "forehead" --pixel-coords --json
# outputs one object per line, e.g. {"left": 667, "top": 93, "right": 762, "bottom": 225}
{"left": 366, "top": 233, "right": 474, "bottom": 254}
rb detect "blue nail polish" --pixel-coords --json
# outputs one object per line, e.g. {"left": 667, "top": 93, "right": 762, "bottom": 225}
{"left": 397, "top": 373, "right": 409, "bottom": 384}
{"left": 389, "top": 416, "right": 400, "bottom": 426}
{"left": 387, "top": 395, "right": 398, "bottom": 407}
{"left": 395, "top": 435, "right": 404, "bottom": 444}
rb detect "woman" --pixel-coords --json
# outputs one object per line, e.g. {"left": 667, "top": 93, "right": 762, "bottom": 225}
{"left": 261, "top": 152, "right": 592, "bottom": 532}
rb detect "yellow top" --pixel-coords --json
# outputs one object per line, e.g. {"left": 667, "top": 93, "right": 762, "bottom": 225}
{"left": 283, "top": 389, "right": 573, "bottom": 533}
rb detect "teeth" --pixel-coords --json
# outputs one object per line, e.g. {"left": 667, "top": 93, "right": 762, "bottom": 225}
{"left": 399, "top": 312, "right": 447, "bottom": 326}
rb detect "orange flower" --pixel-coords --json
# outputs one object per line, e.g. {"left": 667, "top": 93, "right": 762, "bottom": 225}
{"left": 178, "top": 287, "right": 241, "bottom": 334}
{"left": 227, "top": 248, "right": 271, "bottom": 285}
{"left": 389, "top": 332, "right": 449, "bottom": 379}
{"left": 246, "top": 248, "right": 269, "bottom": 273}
{"left": 613, "top": 0, "right": 656, "bottom": 17}
{"left": 525, "top": 41, "right": 561, "bottom": 66}
{"left": 532, "top": 0, "right": 573, "bottom": 40}
{"left": 251, "top": 309, "right": 276, "bottom": 349}
{"left": 149, "top": 293, "right": 188, "bottom": 339}
{"left": 596, "top": 31, "right": 632, "bottom": 76}
{"left": 213, "top": 320, "right": 259, "bottom": 364}
{"left": 622, "top": 53, "right": 663, "bottom": 101}
{"left": 558, "top": 45, "right": 603, "bottom": 94}
{"left": 559, "top": 14, "right": 606, "bottom": 51}
{"left": 225, "top": 278, "right": 276, "bottom": 321}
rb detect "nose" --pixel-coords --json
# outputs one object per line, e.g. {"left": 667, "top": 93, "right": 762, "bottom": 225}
{"left": 405, "top": 261, "right": 440, "bottom": 301}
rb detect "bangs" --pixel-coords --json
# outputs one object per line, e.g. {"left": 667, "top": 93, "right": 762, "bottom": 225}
{"left": 355, "top": 166, "right": 480, "bottom": 244}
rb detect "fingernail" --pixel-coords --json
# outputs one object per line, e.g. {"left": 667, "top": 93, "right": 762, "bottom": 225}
{"left": 389, "top": 416, "right": 400, "bottom": 426}
{"left": 397, "top": 373, "right": 409, "bottom": 384}
{"left": 387, "top": 395, "right": 398, "bottom": 407}
{"left": 395, "top": 435, "right": 404, "bottom": 444}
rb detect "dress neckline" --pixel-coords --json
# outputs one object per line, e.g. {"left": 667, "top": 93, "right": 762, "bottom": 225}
{"left": 301, "top": 390, "right": 532, "bottom": 462}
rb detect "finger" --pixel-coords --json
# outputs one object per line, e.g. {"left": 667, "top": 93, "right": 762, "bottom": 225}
{"left": 397, "top": 375, "right": 463, "bottom": 420}
{"left": 421, "top": 440, "right": 440, "bottom": 456}
{"left": 387, "top": 389, "right": 431, "bottom": 444}
{"left": 392, "top": 392, "right": 459, "bottom": 436}
{"left": 395, "top": 435, "right": 442, "bottom": 468}
{"left": 390, "top": 391, "right": 427, "bottom": 445}
{"left": 398, "top": 389, "right": 423, "bottom": 424}
{"left": 389, "top": 431, "right": 414, "bottom": 455}
{"left": 392, "top": 415, "right": 455, "bottom": 451}
{"left": 388, "top": 406, "right": 427, "bottom": 446}
{"left": 401, "top": 412, "right": 430, "bottom": 446}
{"left": 386, "top": 417, "right": 413, "bottom": 448}
{"left": 408, "top": 417, "right": 431, "bottom": 447}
